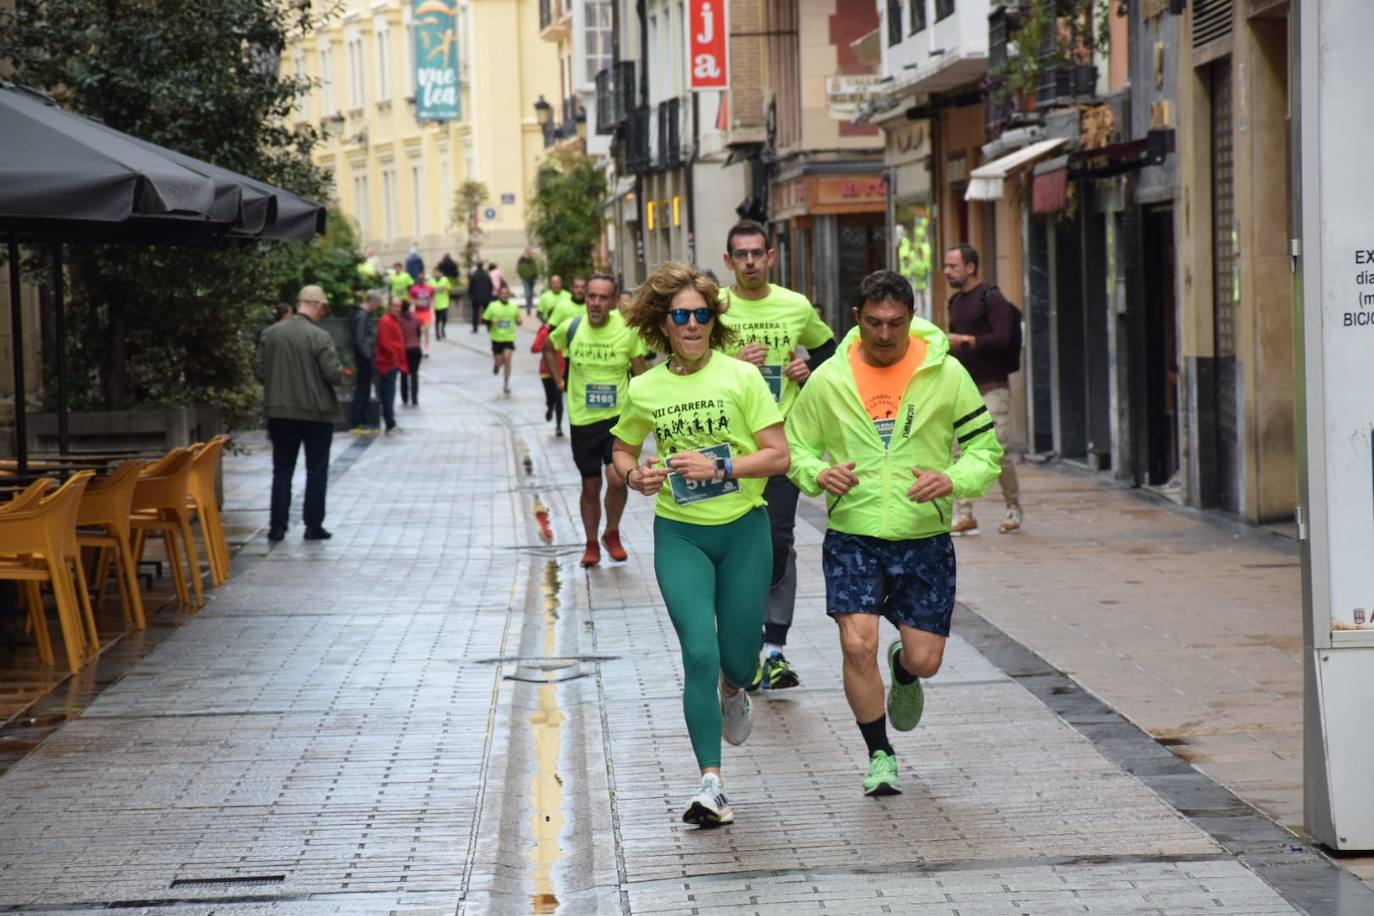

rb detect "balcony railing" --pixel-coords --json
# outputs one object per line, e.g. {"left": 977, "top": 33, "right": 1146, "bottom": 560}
{"left": 595, "top": 61, "right": 637, "bottom": 134}
{"left": 625, "top": 107, "right": 652, "bottom": 174}
{"left": 656, "top": 97, "right": 682, "bottom": 169}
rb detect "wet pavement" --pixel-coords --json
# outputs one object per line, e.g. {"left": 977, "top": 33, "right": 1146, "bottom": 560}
{"left": 1, "top": 322, "right": 1371, "bottom": 914}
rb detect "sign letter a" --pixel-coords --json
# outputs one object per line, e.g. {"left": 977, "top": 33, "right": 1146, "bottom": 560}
{"left": 694, "top": 53, "right": 721, "bottom": 79}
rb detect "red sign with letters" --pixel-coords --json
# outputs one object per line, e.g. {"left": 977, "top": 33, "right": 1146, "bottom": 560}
{"left": 687, "top": 0, "right": 728, "bottom": 91}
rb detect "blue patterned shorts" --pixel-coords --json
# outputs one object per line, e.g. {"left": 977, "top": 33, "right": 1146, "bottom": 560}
{"left": 822, "top": 531, "right": 957, "bottom": 636}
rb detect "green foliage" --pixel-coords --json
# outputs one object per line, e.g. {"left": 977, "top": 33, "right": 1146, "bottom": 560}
{"left": 1002, "top": 0, "right": 1114, "bottom": 97}
{"left": 451, "top": 180, "right": 490, "bottom": 271}
{"left": 527, "top": 151, "right": 607, "bottom": 281}
{"left": 269, "top": 208, "right": 367, "bottom": 318}
{"left": 0, "top": 0, "right": 331, "bottom": 431}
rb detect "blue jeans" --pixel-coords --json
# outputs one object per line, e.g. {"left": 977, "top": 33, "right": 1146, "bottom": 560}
{"left": 375, "top": 368, "right": 399, "bottom": 430}
{"left": 523, "top": 279, "right": 536, "bottom": 313}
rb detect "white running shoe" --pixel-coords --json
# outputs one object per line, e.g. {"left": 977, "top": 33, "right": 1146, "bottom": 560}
{"left": 720, "top": 684, "right": 753, "bottom": 746}
{"left": 682, "top": 773, "right": 734, "bottom": 826}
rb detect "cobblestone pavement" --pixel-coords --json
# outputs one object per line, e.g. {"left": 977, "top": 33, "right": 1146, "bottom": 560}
{"left": 0, "top": 325, "right": 1369, "bottom": 914}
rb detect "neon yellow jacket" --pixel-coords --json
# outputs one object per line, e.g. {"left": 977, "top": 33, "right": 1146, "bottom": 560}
{"left": 785, "top": 320, "right": 1003, "bottom": 540}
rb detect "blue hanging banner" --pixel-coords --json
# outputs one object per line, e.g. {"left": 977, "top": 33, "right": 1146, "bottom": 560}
{"left": 413, "top": 0, "right": 460, "bottom": 122}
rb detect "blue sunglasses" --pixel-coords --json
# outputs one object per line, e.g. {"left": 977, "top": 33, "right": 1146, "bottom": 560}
{"left": 669, "top": 307, "right": 715, "bottom": 326}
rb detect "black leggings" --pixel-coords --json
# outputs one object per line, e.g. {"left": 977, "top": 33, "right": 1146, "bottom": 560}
{"left": 434, "top": 309, "right": 448, "bottom": 339}
{"left": 541, "top": 377, "right": 564, "bottom": 426}
{"left": 402, "top": 347, "right": 422, "bottom": 404}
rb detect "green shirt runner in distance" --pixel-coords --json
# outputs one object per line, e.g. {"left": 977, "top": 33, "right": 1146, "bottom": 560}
{"left": 538, "top": 289, "right": 571, "bottom": 322}
{"left": 717, "top": 284, "right": 833, "bottom": 416}
{"left": 482, "top": 300, "right": 521, "bottom": 343}
{"left": 432, "top": 275, "right": 453, "bottom": 311}
{"left": 550, "top": 310, "right": 647, "bottom": 427}
{"left": 611, "top": 354, "right": 783, "bottom": 526}
{"left": 546, "top": 297, "right": 585, "bottom": 330}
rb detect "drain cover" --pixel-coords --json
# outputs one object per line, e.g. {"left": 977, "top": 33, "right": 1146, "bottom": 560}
{"left": 170, "top": 875, "right": 286, "bottom": 889}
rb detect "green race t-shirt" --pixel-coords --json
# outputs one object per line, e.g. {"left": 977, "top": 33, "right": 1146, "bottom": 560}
{"left": 546, "top": 297, "right": 585, "bottom": 330}
{"left": 717, "top": 284, "right": 833, "bottom": 416}
{"left": 389, "top": 271, "right": 414, "bottom": 300}
{"left": 432, "top": 275, "right": 453, "bottom": 310}
{"left": 482, "top": 300, "right": 521, "bottom": 342}
{"left": 538, "top": 289, "right": 571, "bottom": 321}
{"left": 551, "top": 310, "right": 647, "bottom": 427}
{"left": 611, "top": 354, "right": 783, "bottom": 525}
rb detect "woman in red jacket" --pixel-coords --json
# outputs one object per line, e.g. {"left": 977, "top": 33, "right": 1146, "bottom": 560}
{"left": 375, "top": 297, "right": 409, "bottom": 434}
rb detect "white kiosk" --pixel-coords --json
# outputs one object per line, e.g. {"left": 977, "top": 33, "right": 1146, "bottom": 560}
{"left": 1296, "top": 0, "right": 1374, "bottom": 851}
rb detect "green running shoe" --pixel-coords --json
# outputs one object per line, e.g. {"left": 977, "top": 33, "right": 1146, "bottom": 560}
{"left": 745, "top": 660, "right": 764, "bottom": 693}
{"left": 886, "top": 640, "right": 925, "bottom": 732}
{"left": 863, "top": 749, "right": 901, "bottom": 796}
{"left": 761, "top": 651, "right": 800, "bottom": 689}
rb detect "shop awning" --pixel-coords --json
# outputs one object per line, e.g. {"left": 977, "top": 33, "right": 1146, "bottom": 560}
{"left": 965, "top": 138, "right": 1070, "bottom": 201}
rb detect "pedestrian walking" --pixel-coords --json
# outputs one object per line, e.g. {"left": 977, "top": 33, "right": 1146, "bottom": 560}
{"left": 468, "top": 262, "right": 493, "bottom": 334}
{"left": 544, "top": 273, "right": 647, "bottom": 566}
{"left": 375, "top": 297, "right": 408, "bottom": 435}
{"left": 482, "top": 284, "right": 522, "bottom": 394}
{"left": 409, "top": 271, "right": 435, "bottom": 357}
{"left": 432, "top": 271, "right": 453, "bottom": 340}
{"left": 517, "top": 247, "right": 539, "bottom": 314}
{"left": 255, "top": 285, "right": 343, "bottom": 542}
{"left": 436, "top": 251, "right": 459, "bottom": 282}
{"left": 487, "top": 262, "right": 504, "bottom": 296}
{"left": 785, "top": 270, "right": 1002, "bottom": 796}
{"left": 537, "top": 274, "right": 570, "bottom": 323}
{"left": 942, "top": 243, "right": 1023, "bottom": 535}
{"left": 405, "top": 245, "right": 424, "bottom": 279}
{"left": 532, "top": 321, "right": 565, "bottom": 437}
{"left": 349, "top": 292, "right": 382, "bottom": 436}
{"left": 610, "top": 262, "right": 789, "bottom": 827}
{"left": 398, "top": 300, "right": 423, "bottom": 407}
{"left": 718, "top": 219, "right": 838, "bottom": 690}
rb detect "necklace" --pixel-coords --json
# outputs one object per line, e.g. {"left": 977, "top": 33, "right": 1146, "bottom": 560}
{"left": 669, "top": 351, "right": 710, "bottom": 375}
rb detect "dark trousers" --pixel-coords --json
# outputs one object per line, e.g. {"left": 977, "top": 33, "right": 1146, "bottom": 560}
{"left": 471, "top": 298, "right": 489, "bottom": 332}
{"left": 541, "top": 376, "right": 564, "bottom": 426}
{"left": 349, "top": 353, "right": 374, "bottom": 428}
{"left": 268, "top": 418, "right": 333, "bottom": 533}
{"left": 376, "top": 368, "right": 399, "bottom": 430}
{"left": 523, "top": 280, "right": 536, "bottom": 314}
{"left": 762, "top": 474, "right": 800, "bottom": 644}
{"left": 434, "top": 308, "right": 448, "bottom": 339}
{"left": 402, "top": 347, "right": 422, "bottom": 404}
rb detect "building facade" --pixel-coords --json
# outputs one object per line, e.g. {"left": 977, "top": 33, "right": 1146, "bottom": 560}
{"left": 288, "top": 0, "right": 560, "bottom": 278}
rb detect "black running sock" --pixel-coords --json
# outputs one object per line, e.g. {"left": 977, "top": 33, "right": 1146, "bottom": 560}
{"left": 892, "top": 649, "right": 918, "bottom": 685}
{"left": 858, "top": 716, "right": 894, "bottom": 758}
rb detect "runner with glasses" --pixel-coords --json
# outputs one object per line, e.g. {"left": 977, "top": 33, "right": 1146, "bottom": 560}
{"left": 611, "top": 262, "right": 790, "bottom": 827}
{"left": 718, "top": 220, "right": 838, "bottom": 692}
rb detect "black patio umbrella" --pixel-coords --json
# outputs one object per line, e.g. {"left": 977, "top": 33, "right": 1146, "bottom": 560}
{"left": 0, "top": 83, "right": 326, "bottom": 472}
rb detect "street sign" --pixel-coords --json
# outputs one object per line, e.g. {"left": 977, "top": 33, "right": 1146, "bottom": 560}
{"left": 483, "top": 207, "right": 496, "bottom": 221}
{"left": 687, "top": 0, "right": 728, "bottom": 91}
{"left": 1296, "top": 0, "right": 1374, "bottom": 851}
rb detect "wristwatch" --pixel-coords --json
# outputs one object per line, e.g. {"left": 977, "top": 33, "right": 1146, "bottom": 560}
{"left": 714, "top": 456, "right": 733, "bottom": 479}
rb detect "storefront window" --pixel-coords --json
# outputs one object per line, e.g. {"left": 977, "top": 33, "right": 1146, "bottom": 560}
{"left": 893, "top": 203, "right": 934, "bottom": 321}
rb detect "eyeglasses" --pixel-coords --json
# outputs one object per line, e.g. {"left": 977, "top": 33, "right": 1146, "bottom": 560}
{"left": 730, "top": 248, "right": 767, "bottom": 262}
{"left": 668, "top": 307, "right": 715, "bottom": 326}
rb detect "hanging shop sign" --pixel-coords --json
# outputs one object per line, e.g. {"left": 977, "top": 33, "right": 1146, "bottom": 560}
{"left": 413, "top": 0, "right": 461, "bottom": 122}
{"left": 687, "top": 0, "right": 729, "bottom": 91}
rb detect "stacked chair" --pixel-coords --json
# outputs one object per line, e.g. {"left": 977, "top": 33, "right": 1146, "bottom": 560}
{"left": 1, "top": 436, "right": 236, "bottom": 674}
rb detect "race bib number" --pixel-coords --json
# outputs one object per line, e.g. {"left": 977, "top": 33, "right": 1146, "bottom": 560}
{"left": 874, "top": 418, "right": 895, "bottom": 447}
{"left": 586, "top": 383, "right": 618, "bottom": 410}
{"left": 760, "top": 364, "right": 783, "bottom": 402}
{"left": 668, "top": 443, "right": 740, "bottom": 505}
{"left": 498, "top": 319, "right": 513, "bottom": 329}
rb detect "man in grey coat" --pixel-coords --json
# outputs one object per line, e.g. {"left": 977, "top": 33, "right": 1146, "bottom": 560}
{"left": 257, "top": 285, "right": 343, "bottom": 542}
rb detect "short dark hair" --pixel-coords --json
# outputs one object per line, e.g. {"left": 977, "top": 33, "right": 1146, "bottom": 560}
{"left": 856, "top": 270, "right": 915, "bottom": 312}
{"left": 725, "top": 219, "right": 770, "bottom": 253}
{"left": 946, "top": 243, "right": 980, "bottom": 273}
{"left": 588, "top": 272, "right": 617, "bottom": 293}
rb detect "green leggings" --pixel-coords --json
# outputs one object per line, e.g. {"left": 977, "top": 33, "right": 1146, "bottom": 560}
{"left": 653, "top": 507, "right": 772, "bottom": 769}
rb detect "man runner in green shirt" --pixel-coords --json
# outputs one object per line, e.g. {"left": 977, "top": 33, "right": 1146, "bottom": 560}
{"left": 786, "top": 270, "right": 1002, "bottom": 795}
{"left": 537, "top": 274, "right": 570, "bottom": 323}
{"left": 719, "top": 220, "right": 838, "bottom": 690}
{"left": 544, "top": 273, "right": 648, "bottom": 567}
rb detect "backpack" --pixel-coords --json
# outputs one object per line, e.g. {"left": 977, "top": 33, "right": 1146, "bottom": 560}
{"left": 978, "top": 284, "right": 1023, "bottom": 376}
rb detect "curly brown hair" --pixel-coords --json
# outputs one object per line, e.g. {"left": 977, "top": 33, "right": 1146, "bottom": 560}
{"left": 624, "top": 261, "right": 739, "bottom": 356}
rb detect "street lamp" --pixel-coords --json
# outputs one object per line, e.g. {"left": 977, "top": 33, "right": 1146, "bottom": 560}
{"left": 533, "top": 96, "right": 553, "bottom": 128}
